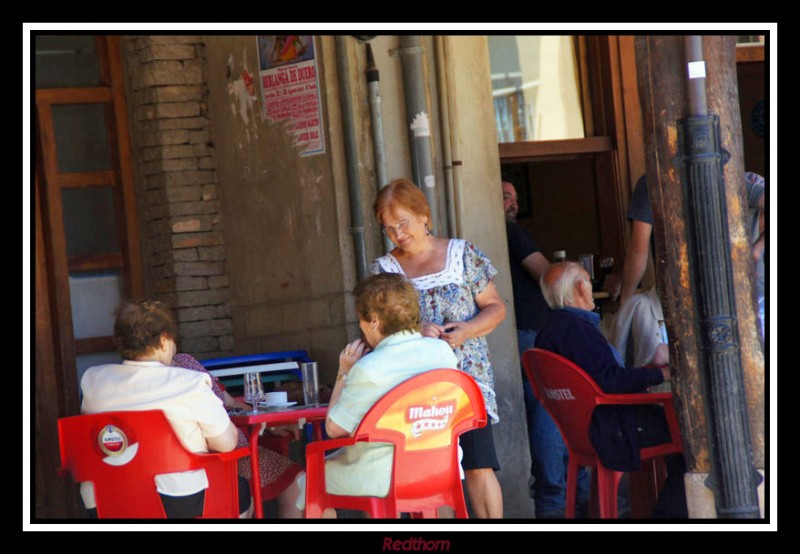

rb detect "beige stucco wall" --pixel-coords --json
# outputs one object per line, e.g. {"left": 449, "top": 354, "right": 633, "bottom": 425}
{"left": 203, "top": 36, "right": 352, "bottom": 383}
{"left": 200, "top": 34, "right": 452, "bottom": 387}
{"left": 202, "top": 34, "right": 533, "bottom": 517}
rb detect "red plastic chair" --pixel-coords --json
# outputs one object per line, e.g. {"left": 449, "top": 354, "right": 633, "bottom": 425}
{"left": 522, "top": 348, "right": 683, "bottom": 519}
{"left": 304, "top": 369, "right": 487, "bottom": 518}
{"left": 58, "top": 410, "right": 249, "bottom": 518}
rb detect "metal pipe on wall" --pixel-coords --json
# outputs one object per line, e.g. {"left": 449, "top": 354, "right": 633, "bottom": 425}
{"left": 397, "top": 35, "right": 440, "bottom": 235}
{"left": 365, "top": 42, "right": 394, "bottom": 253}
{"left": 439, "top": 36, "right": 464, "bottom": 238}
{"left": 434, "top": 35, "right": 457, "bottom": 239}
{"left": 335, "top": 35, "right": 369, "bottom": 281}
{"left": 684, "top": 36, "right": 708, "bottom": 117}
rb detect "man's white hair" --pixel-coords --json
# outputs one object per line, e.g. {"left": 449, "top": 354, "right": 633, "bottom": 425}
{"left": 540, "top": 261, "right": 588, "bottom": 309}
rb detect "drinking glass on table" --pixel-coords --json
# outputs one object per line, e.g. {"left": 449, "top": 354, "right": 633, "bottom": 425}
{"left": 301, "top": 362, "right": 319, "bottom": 406}
{"left": 244, "top": 372, "right": 265, "bottom": 412}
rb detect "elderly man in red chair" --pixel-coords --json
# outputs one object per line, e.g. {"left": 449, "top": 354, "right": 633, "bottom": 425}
{"left": 535, "top": 262, "right": 687, "bottom": 518}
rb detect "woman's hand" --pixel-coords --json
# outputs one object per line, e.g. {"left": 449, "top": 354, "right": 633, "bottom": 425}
{"left": 338, "top": 338, "right": 370, "bottom": 376}
{"left": 223, "top": 391, "right": 252, "bottom": 412}
{"left": 421, "top": 321, "right": 446, "bottom": 339}
{"left": 327, "top": 339, "right": 370, "bottom": 438}
{"left": 440, "top": 321, "right": 471, "bottom": 349}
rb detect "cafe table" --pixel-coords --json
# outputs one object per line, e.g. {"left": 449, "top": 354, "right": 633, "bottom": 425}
{"left": 229, "top": 403, "right": 328, "bottom": 518}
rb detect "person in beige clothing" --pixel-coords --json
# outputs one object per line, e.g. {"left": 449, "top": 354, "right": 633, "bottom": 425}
{"left": 79, "top": 299, "right": 251, "bottom": 518}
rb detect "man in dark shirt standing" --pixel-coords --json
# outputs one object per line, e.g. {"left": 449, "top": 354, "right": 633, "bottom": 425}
{"left": 502, "top": 181, "right": 589, "bottom": 518}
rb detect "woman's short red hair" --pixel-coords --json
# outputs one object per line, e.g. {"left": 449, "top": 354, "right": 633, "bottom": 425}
{"left": 373, "top": 178, "right": 431, "bottom": 231}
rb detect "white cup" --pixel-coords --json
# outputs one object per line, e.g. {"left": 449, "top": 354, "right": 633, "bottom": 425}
{"left": 301, "top": 362, "right": 319, "bottom": 406}
{"left": 262, "top": 391, "right": 288, "bottom": 406}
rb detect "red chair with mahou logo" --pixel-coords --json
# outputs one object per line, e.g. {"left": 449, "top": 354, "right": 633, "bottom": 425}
{"left": 304, "top": 369, "right": 487, "bottom": 518}
{"left": 58, "top": 410, "right": 249, "bottom": 518}
{"left": 522, "top": 348, "right": 684, "bottom": 518}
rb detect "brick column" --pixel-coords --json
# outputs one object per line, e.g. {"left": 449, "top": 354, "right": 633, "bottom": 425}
{"left": 122, "top": 35, "right": 233, "bottom": 357}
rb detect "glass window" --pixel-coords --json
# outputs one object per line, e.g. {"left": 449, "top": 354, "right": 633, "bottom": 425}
{"left": 68, "top": 271, "right": 123, "bottom": 340}
{"left": 736, "top": 35, "right": 765, "bottom": 45}
{"left": 62, "top": 186, "right": 120, "bottom": 257}
{"left": 52, "top": 103, "right": 112, "bottom": 173}
{"left": 489, "top": 35, "right": 585, "bottom": 142}
{"left": 34, "top": 35, "right": 102, "bottom": 89}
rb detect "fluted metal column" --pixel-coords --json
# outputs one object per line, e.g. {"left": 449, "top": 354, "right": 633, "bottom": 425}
{"left": 675, "top": 37, "right": 760, "bottom": 518}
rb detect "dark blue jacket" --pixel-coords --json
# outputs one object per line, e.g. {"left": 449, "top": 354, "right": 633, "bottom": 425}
{"left": 535, "top": 308, "right": 665, "bottom": 471}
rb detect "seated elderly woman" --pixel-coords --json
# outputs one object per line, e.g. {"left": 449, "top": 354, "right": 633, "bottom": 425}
{"left": 295, "top": 272, "right": 459, "bottom": 517}
{"left": 79, "top": 299, "right": 252, "bottom": 518}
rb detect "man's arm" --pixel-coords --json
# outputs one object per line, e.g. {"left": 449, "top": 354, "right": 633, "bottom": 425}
{"left": 520, "top": 251, "right": 550, "bottom": 281}
{"left": 745, "top": 172, "right": 766, "bottom": 262}
{"left": 619, "top": 220, "right": 652, "bottom": 305}
{"left": 753, "top": 189, "right": 766, "bottom": 262}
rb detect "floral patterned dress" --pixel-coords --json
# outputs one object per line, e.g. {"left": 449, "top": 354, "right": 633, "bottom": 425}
{"left": 370, "top": 239, "right": 500, "bottom": 423}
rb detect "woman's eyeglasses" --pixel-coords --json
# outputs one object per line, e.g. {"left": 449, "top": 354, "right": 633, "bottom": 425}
{"left": 381, "top": 219, "right": 412, "bottom": 235}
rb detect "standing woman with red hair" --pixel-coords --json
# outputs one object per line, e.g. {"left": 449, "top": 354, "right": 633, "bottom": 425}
{"left": 370, "top": 179, "right": 507, "bottom": 518}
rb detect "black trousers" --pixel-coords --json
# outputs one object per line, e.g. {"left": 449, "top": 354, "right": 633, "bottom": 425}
{"left": 635, "top": 405, "right": 688, "bottom": 519}
{"left": 87, "top": 475, "right": 251, "bottom": 518}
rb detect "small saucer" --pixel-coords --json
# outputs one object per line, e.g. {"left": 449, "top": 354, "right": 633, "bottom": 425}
{"left": 257, "top": 401, "right": 298, "bottom": 409}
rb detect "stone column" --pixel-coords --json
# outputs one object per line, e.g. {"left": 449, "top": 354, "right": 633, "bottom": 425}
{"left": 122, "top": 35, "right": 234, "bottom": 357}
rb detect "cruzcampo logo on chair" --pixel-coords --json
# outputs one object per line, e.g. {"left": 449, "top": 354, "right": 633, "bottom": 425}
{"left": 91, "top": 418, "right": 140, "bottom": 467}
{"left": 375, "top": 382, "right": 473, "bottom": 451}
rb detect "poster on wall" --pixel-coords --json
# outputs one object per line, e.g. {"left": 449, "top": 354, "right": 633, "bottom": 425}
{"left": 257, "top": 35, "right": 325, "bottom": 157}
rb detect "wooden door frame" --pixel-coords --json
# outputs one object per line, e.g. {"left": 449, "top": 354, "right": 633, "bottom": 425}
{"left": 498, "top": 35, "right": 639, "bottom": 269}
{"left": 35, "top": 35, "right": 143, "bottom": 397}
{"left": 33, "top": 35, "right": 142, "bottom": 518}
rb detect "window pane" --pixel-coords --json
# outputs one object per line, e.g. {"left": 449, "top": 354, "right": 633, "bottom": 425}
{"left": 35, "top": 35, "right": 102, "bottom": 89}
{"left": 736, "top": 35, "right": 765, "bottom": 45}
{"left": 62, "top": 186, "right": 120, "bottom": 257}
{"left": 68, "top": 271, "right": 122, "bottom": 340}
{"left": 51, "top": 103, "right": 112, "bottom": 173}
{"left": 489, "top": 35, "right": 585, "bottom": 142}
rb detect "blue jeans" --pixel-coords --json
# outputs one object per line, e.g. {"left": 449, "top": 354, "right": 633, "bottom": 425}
{"left": 519, "top": 329, "right": 590, "bottom": 518}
